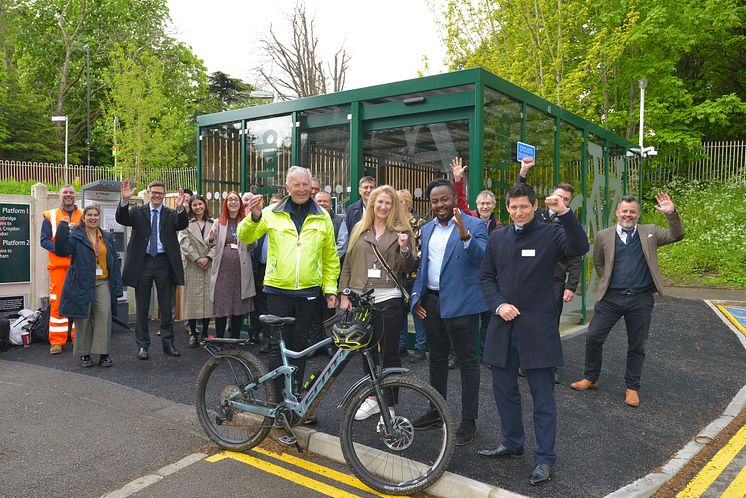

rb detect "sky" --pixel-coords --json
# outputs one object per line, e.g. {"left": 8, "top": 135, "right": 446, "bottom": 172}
{"left": 166, "top": 0, "right": 448, "bottom": 92}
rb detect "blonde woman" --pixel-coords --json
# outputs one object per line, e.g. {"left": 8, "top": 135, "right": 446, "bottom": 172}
{"left": 339, "top": 185, "right": 416, "bottom": 420}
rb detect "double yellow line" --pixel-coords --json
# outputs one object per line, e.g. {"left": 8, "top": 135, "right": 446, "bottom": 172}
{"left": 677, "top": 422, "right": 746, "bottom": 497}
{"left": 206, "top": 448, "right": 406, "bottom": 498}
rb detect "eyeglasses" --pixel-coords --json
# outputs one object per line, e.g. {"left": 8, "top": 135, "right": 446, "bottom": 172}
{"left": 149, "top": 191, "right": 165, "bottom": 197}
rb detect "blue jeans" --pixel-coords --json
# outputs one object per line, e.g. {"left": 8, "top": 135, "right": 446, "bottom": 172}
{"left": 400, "top": 280, "right": 426, "bottom": 351}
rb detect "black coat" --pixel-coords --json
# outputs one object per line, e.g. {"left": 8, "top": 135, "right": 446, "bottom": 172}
{"left": 344, "top": 199, "right": 364, "bottom": 233}
{"left": 54, "top": 223, "right": 123, "bottom": 319}
{"left": 479, "top": 211, "right": 589, "bottom": 369}
{"left": 116, "top": 203, "right": 189, "bottom": 287}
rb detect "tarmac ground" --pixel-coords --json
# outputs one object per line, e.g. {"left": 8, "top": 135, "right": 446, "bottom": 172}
{"left": 2, "top": 292, "right": 745, "bottom": 497}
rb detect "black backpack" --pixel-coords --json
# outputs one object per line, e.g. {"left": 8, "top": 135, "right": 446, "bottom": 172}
{"left": 29, "top": 306, "right": 50, "bottom": 344}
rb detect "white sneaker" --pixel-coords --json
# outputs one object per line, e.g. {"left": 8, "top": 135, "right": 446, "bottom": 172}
{"left": 355, "top": 398, "right": 381, "bottom": 420}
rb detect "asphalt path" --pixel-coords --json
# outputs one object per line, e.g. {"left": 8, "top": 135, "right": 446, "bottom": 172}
{"left": 3, "top": 295, "right": 744, "bottom": 497}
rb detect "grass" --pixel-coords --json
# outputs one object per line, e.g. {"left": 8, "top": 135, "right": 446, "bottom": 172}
{"left": 641, "top": 180, "right": 746, "bottom": 288}
{"left": 0, "top": 178, "right": 60, "bottom": 195}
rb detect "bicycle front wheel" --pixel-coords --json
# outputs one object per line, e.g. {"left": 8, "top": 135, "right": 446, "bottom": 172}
{"left": 339, "top": 374, "right": 455, "bottom": 495}
{"left": 195, "top": 350, "right": 276, "bottom": 451}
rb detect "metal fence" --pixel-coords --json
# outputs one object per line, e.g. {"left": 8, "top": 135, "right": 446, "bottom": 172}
{"left": 0, "top": 160, "right": 197, "bottom": 191}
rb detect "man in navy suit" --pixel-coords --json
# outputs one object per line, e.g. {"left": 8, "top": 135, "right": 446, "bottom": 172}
{"left": 411, "top": 178, "right": 488, "bottom": 446}
{"left": 117, "top": 180, "right": 188, "bottom": 360}
{"left": 344, "top": 176, "right": 375, "bottom": 233}
{"left": 478, "top": 183, "right": 588, "bottom": 486}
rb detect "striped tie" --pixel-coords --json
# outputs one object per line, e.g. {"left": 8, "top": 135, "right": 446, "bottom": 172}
{"left": 149, "top": 209, "right": 158, "bottom": 256}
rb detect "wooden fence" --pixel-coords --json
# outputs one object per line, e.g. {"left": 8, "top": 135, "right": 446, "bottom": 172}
{"left": 0, "top": 160, "right": 197, "bottom": 191}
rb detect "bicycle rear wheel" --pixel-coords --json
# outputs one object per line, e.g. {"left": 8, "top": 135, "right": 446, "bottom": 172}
{"left": 195, "top": 350, "right": 276, "bottom": 451}
{"left": 339, "top": 374, "right": 455, "bottom": 495}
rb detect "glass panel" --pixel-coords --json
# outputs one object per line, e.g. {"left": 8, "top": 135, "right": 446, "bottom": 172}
{"left": 200, "top": 121, "right": 242, "bottom": 216}
{"left": 362, "top": 120, "right": 469, "bottom": 218}
{"left": 246, "top": 115, "right": 293, "bottom": 202}
{"left": 362, "top": 85, "right": 474, "bottom": 105}
{"left": 524, "top": 106, "right": 555, "bottom": 197}
{"left": 556, "top": 121, "right": 585, "bottom": 319}
{"left": 300, "top": 122, "right": 350, "bottom": 215}
{"left": 483, "top": 87, "right": 521, "bottom": 221}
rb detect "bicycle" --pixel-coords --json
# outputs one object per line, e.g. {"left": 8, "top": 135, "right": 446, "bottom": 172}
{"left": 195, "top": 288, "right": 455, "bottom": 495}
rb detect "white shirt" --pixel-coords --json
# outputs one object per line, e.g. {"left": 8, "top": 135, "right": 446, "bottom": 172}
{"left": 616, "top": 224, "right": 637, "bottom": 244}
{"left": 426, "top": 219, "right": 471, "bottom": 291}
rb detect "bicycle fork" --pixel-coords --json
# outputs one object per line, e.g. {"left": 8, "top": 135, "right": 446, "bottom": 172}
{"left": 363, "top": 350, "right": 396, "bottom": 436}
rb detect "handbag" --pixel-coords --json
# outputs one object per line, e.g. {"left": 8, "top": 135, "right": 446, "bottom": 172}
{"left": 367, "top": 240, "right": 410, "bottom": 305}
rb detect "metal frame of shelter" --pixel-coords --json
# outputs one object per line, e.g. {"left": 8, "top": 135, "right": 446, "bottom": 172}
{"left": 196, "top": 67, "right": 638, "bottom": 323}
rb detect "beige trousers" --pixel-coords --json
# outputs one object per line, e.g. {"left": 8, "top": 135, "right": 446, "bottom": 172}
{"left": 73, "top": 279, "right": 112, "bottom": 356}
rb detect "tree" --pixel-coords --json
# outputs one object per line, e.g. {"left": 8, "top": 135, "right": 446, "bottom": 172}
{"left": 437, "top": 0, "right": 746, "bottom": 157}
{"left": 206, "top": 71, "right": 256, "bottom": 112}
{"left": 256, "top": 2, "right": 350, "bottom": 100}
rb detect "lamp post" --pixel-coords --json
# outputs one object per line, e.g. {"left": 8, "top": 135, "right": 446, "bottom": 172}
{"left": 83, "top": 44, "right": 90, "bottom": 167}
{"left": 638, "top": 78, "right": 647, "bottom": 158}
{"left": 52, "top": 115, "right": 69, "bottom": 184}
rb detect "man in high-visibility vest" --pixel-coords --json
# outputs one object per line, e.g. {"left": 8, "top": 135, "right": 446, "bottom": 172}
{"left": 40, "top": 185, "right": 83, "bottom": 354}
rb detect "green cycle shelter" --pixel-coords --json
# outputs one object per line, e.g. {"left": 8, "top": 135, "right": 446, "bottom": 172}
{"left": 196, "top": 67, "right": 638, "bottom": 323}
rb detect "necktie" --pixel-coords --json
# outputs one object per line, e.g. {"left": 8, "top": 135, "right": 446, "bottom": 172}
{"left": 622, "top": 227, "right": 634, "bottom": 243}
{"left": 149, "top": 209, "right": 158, "bottom": 256}
{"left": 515, "top": 225, "right": 524, "bottom": 235}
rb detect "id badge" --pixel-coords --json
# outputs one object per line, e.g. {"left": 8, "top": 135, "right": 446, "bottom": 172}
{"left": 230, "top": 243, "right": 238, "bottom": 250}
{"left": 95, "top": 267, "right": 104, "bottom": 276}
{"left": 368, "top": 268, "right": 382, "bottom": 279}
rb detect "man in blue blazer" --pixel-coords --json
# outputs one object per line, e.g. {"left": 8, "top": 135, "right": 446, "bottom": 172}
{"left": 478, "top": 183, "right": 589, "bottom": 486}
{"left": 411, "top": 178, "right": 488, "bottom": 446}
{"left": 344, "top": 176, "right": 375, "bottom": 233}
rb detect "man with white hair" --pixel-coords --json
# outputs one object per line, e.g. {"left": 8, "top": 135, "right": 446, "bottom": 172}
{"left": 238, "top": 166, "right": 339, "bottom": 421}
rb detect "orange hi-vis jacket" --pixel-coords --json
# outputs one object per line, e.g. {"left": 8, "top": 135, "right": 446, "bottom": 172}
{"left": 43, "top": 207, "right": 83, "bottom": 270}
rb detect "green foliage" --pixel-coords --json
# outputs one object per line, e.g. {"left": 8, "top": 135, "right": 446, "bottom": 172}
{"left": 0, "top": 178, "right": 56, "bottom": 195}
{"left": 642, "top": 181, "right": 746, "bottom": 288}
{"left": 437, "top": 0, "right": 746, "bottom": 158}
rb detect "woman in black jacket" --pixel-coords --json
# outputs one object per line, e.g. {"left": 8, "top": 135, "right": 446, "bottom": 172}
{"left": 55, "top": 204, "right": 123, "bottom": 367}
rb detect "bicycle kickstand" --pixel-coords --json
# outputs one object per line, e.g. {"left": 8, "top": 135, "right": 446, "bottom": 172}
{"left": 276, "top": 412, "right": 303, "bottom": 453}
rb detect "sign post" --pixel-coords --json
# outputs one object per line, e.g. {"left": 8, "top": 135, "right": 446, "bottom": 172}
{"left": 0, "top": 202, "right": 31, "bottom": 284}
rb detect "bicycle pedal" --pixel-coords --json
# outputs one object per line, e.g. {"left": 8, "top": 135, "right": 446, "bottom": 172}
{"left": 278, "top": 434, "right": 297, "bottom": 446}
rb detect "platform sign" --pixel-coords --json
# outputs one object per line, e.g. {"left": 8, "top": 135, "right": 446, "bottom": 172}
{"left": 0, "top": 202, "right": 31, "bottom": 284}
{"left": 516, "top": 141, "right": 535, "bottom": 162}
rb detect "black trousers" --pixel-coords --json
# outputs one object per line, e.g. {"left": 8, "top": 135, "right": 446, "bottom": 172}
{"left": 362, "top": 298, "right": 405, "bottom": 406}
{"left": 421, "top": 291, "right": 480, "bottom": 421}
{"left": 583, "top": 290, "right": 654, "bottom": 391}
{"left": 248, "top": 264, "right": 268, "bottom": 340}
{"left": 134, "top": 253, "right": 175, "bottom": 350}
{"left": 266, "top": 293, "right": 318, "bottom": 395}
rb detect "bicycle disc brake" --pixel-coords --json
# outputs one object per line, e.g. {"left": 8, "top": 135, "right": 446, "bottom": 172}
{"left": 377, "top": 415, "right": 415, "bottom": 450}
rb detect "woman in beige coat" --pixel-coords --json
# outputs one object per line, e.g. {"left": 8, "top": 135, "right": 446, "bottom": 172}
{"left": 178, "top": 195, "right": 215, "bottom": 347}
{"left": 339, "top": 185, "right": 416, "bottom": 421}
{"left": 207, "top": 192, "right": 255, "bottom": 339}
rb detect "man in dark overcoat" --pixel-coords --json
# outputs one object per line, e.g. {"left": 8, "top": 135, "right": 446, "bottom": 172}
{"left": 116, "top": 180, "right": 188, "bottom": 360}
{"left": 478, "top": 183, "right": 589, "bottom": 486}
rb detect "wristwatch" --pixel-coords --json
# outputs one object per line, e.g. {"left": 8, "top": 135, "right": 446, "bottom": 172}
{"left": 460, "top": 230, "right": 472, "bottom": 242}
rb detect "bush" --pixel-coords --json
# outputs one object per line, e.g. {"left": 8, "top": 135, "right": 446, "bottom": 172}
{"left": 0, "top": 178, "right": 57, "bottom": 195}
{"left": 642, "top": 180, "right": 746, "bottom": 288}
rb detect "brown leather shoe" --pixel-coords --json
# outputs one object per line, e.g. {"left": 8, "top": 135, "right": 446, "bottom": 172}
{"left": 570, "top": 379, "right": 598, "bottom": 391}
{"left": 625, "top": 389, "right": 640, "bottom": 407}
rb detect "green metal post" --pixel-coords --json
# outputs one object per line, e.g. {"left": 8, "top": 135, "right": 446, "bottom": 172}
{"left": 554, "top": 116, "right": 561, "bottom": 187}
{"left": 239, "top": 119, "right": 247, "bottom": 193}
{"left": 291, "top": 111, "right": 301, "bottom": 166}
{"left": 469, "top": 82, "right": 485, "bottom": 204}
{"left": 349, "top": 102, "right": 362, "bottom": 202}
{"left": 196, "top": 127, "right": 202, "bottom": 195}
{"left": 580, "top": 129, "right": 588, "bottom": 325}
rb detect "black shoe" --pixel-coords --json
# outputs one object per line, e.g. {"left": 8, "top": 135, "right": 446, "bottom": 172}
{"left": 518, "top": 368, "right": 526, "bottom": 377}
{"left": 478, "top": 443, "right": 524, "bottom": 458}
{"left": 259, "top": 340, "right": 271, "bottom": 354}
{"left": 412, "top": 409, "right": 443, "bottom": 430}
{"left": 137, "top": 348, "right": 149, "bottom": 360}
{"left": 399, "top": 347, "right": 409, "bottom": 357}
{"left": 410, "top": 350, "right": 427, "bottom": 363}
{"left": 80, "top": 355, "right": 93, "bottom": 368}
{"left": 455, "top": 420, "right": 476, "bottom": 446}
{"left": 448, "top": 352, "right": 458, "bottom": 369}
{"left": 163, "top": 344, "right": 181, "bottom": 357}
{"left": 529, "top": 463, "right": 553, "bottom": 485}
{"left": 99, "top": 354, "right": 113, "bottom": 367}
{"left": 188, "top": 334, "right": 199, "bottom": 348}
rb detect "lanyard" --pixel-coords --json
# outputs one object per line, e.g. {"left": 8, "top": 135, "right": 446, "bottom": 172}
{"left": 87, "top": 230, "right": 100, "bottom": 267}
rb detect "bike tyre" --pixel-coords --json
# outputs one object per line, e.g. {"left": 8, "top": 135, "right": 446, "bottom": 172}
{"left": 339, "top": 374, "right": 455, "bottom": 495}
{"left": 195, "top": 349, "right": 275, "bottom": 451}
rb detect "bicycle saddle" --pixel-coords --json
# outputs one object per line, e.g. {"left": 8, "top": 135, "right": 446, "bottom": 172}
{"left": 259, "top": 314, "right": 296, "bottom": 325}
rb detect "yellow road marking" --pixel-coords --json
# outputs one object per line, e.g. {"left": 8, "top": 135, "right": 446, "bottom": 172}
{"left": 716, "top": 305, "right": 746, "bottom": 336}
{"left": 720, "top": 460, "right": 746, "bottom": 498}
{"left": 251, "top": 447, "right": 406, "bottom": 498}
{"left": 677, "top": 423, "right": 746, "bottom": 497}
{"left": 206, "top": 450, "right": 361, "bottom": 498}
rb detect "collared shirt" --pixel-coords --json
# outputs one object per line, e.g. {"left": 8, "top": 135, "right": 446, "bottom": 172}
{"left": 426, "top": 219, "right": 471, "bottom": 291}
{"left": 150, "top": 204, "right": 164, "bottom": 253}
{"left": 616, "top": 224, "right": 637, "bottom": 244}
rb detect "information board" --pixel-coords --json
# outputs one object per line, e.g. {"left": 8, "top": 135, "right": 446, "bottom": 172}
{"left": 516, "top": 141, "right": 536, "bottom": 162}
{"left": 0, "top": 202, "right": 31, "bottom": 284}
